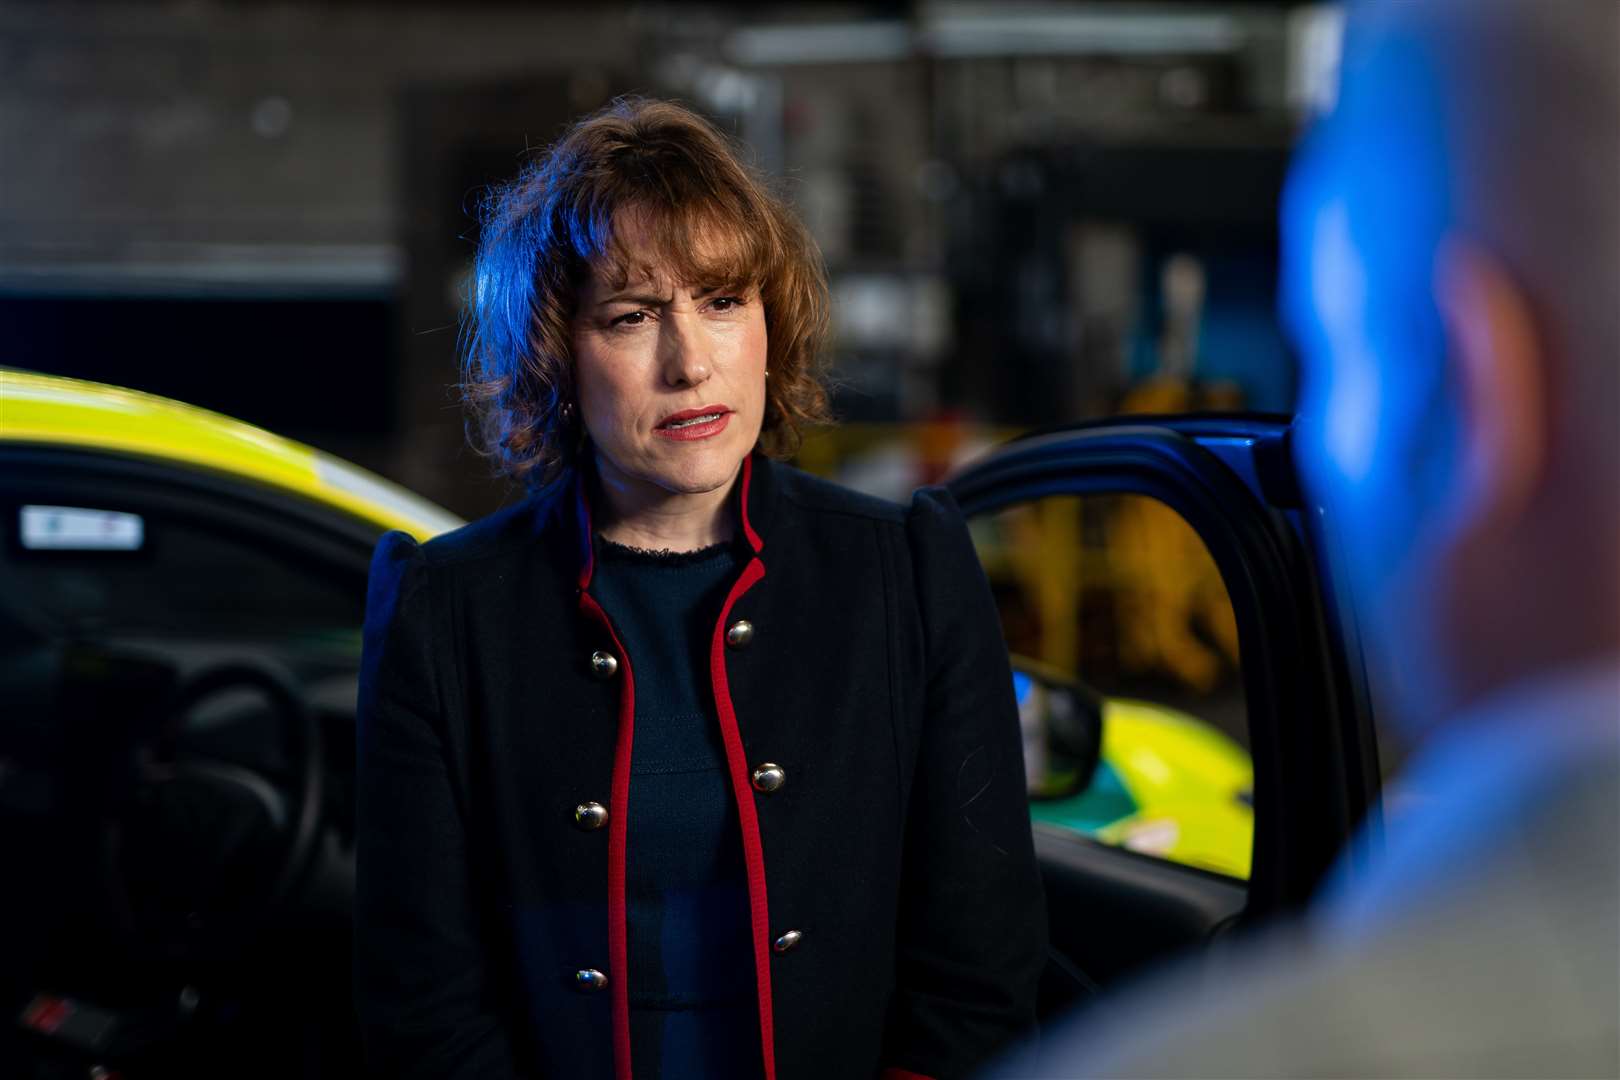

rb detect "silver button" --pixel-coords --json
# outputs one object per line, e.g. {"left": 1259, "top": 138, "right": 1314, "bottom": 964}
{"left": 772, "top": 929, "right": 803, "bottom": 954}
{"left": 725, "top": 619, "right": 755, "bottom": 649}
{"left": 751, "top": 762, "right": 785, "bottom": 794}
{"left": 588, "top": 650, "right": 618, "bottom": 680}
{"left": 574, "top": 968, "right": 608, "bottom": 992}
{"left": 573, "top": 802, "right": 608, "bottom": 831}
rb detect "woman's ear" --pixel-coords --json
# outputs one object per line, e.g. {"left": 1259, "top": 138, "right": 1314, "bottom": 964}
{"left": 1433, "top": 235, "right": 1548, "bottom": 535}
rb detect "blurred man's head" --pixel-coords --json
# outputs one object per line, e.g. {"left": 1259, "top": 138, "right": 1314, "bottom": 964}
{"left": 1282, "top": 0, "right": 1619, "bottom": 732}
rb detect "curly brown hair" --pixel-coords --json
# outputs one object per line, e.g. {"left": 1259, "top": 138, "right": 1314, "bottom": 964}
{"left": 460, "top": 97, "right": 832, "bottom": 490}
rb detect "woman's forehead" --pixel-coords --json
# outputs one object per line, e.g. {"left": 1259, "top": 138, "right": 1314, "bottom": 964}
{"left": 589, "top": 205, "right": 760, "bottom": 291}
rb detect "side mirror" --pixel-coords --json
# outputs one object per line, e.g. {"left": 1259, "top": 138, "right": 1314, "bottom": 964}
{"left": 1013, "top": 657, "right": 1103, "bottom": 800}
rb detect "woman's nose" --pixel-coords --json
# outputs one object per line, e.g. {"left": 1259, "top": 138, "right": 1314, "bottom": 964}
{"left": 661, "top": 318, "right": 712, "bottom": 386}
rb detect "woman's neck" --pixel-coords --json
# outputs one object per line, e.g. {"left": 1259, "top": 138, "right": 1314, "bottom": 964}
{"left": 591, "top": 455, "right": 739, "bottom": 553}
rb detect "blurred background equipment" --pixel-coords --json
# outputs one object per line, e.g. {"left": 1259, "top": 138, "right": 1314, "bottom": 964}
{"left": 1, "top": 0, "right": 1343, "bottom": 518}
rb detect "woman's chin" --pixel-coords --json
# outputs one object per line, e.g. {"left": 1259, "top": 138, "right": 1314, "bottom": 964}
{"left": 608, "top": 443, "right": 747, "bottom": 500}
{"left": 654, "top": 455, "right": 746, "bottom": 497}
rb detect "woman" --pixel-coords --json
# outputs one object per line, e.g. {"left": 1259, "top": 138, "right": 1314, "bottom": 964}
{"left": 355, "top": 98, "right": 1045, "bottom": 1080}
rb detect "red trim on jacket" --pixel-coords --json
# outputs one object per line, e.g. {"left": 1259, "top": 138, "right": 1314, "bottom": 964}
{"left": 574, "top": 486, "right": 637, "bottom": 1080}
{"left": 709, "top": 555, "right": 773, "bottom": 1079}
{"left": 575, "top": 477, "right": 597, "bottom": 590}
{"left": 734, "top": 453, "right": 762, "bottom": 558}
{"left": 577, "top": 591, "right": 636, "bottom": 1080}
{"left": 576, "top": 455, "right": 776, "bottom": 1080}
{"left": 878, "top": 1070, "right": 938, "bottom": 1080}
{"left": 707, "top": 455, "right": 777, "bottom": 1080}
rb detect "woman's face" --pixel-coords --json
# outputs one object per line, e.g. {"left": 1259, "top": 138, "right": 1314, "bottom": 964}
{"left": 572, "top": 218, "right": 768, "bottom": 505}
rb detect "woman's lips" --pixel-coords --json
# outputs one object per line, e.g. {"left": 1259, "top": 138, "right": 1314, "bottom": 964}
{"left": 654, "top": 409, "right": 732, "bottom": 441}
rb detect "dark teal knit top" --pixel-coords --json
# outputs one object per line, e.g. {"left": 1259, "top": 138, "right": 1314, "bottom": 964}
{"left": 589, "top": 537, "right": 761, "bottom": 1080}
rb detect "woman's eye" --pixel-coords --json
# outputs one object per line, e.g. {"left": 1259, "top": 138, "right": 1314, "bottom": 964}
{"left": 709, "top": 296, "right": 745, "bottom": 313}
{"left": 611, "top": 310, "right": 648, "bottom": 327}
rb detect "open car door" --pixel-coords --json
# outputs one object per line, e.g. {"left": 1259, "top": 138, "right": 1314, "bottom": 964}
{"left": 945, "top": 415, "right": 1382, "bottom": 1016}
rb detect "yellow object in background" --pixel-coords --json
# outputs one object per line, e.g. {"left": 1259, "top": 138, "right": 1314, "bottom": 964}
{"left": 0, "top": 369, "right": 461, "bottom": 541}
{"left": 1095, "top": 698, "right": 1254, "bottom": 880}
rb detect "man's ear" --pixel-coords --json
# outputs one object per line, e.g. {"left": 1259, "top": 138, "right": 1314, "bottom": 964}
{"left": 1433, "top": 235, "right": 1547, "bottom": 533}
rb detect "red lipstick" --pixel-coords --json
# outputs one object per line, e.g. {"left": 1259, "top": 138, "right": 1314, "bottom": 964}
{"left": 654, "top": 405, "right": 733, "bottom": 441}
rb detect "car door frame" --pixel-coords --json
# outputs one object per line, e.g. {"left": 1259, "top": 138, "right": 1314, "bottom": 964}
{"left": 948, "top": 414, "right": 1381, "bottom": 925}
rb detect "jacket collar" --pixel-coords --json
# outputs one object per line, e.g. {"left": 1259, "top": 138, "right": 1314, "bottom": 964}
{"left": 564, "top": 452, "right": 775, "bottom": 591}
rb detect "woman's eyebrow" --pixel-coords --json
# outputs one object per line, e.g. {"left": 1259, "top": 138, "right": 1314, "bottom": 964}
{"left": 597, "top": 289, "right": 671, "bottom": 307}
{"left": 595, "top": 283, "right": 742, "bottom": 306}
{"left": 691, "top": 282, "right": 744, "bottom": 297}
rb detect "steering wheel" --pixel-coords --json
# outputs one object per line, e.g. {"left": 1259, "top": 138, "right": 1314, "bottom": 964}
{"left": 96, "top": 661, "right": 324, "bottom": 965}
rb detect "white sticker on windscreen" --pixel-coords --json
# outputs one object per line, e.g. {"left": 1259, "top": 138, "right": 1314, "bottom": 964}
{"left": 20, "top": 505, "right": 145, "bottom": 551}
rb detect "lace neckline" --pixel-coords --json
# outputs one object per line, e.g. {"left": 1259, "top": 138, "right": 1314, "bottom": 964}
{"left": 596, "top": 535, "right": 736, "bottom": 567}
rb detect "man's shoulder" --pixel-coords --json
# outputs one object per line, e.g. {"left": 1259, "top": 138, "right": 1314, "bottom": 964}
{"left": 1012, "top": 736, "right": 1620, "bottom": 1080}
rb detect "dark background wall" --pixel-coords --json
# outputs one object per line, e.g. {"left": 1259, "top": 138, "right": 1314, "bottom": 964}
{"left": 1, "top": 1, "right": 1339, "bottom": 518}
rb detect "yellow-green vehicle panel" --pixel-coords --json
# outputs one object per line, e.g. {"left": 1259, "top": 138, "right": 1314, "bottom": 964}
{"left": 0, "top": 370, "right": 461, "bottom": 541}
{"left": 1032, "top": 697, "right": 1254, "bottom": 880}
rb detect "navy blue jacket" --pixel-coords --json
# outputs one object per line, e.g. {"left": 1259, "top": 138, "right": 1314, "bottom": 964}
{"left": 354, "top": 454, "right": 1046, "bottom": 1080}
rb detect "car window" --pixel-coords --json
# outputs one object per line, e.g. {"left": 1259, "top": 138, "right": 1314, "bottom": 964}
{"left": 1, "top": 501, "right": 362, "bottom": 642}
{"left": 970, "top": 492, "right": 1253, "bottom": 881}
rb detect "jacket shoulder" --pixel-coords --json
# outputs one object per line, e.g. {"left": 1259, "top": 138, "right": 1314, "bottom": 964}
{"left": 417, "top": 483, "right": 566, "bottom": 568}
{"left": 773, "top": 462, "right": 907, "bottom": 526}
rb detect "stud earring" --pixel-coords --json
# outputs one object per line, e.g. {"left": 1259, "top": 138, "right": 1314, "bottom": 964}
{"left": 560, "top": 401, "right": 575, "bottom": 424}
